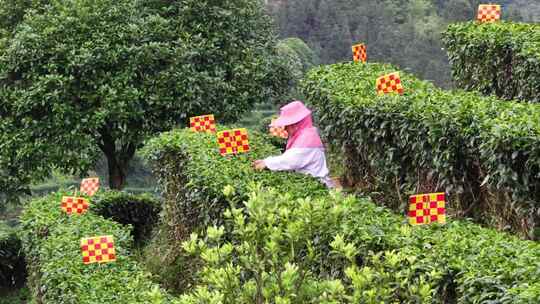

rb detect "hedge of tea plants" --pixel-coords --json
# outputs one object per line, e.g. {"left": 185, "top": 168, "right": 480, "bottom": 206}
{"left": 300, "top": 62, "right": 540, "bottom": 239}
{"left": 18, "top": 191, "right": 168, "bottom": 303}
{"left": 91, "top": 191, "right": 161, "bottom": 244}
{"left": 142, "top": 127, "right": 326, "bottom": 235}
{"left": 179, "top": 188, "right": 540, "bottom": 303}
{"left": 442, "top": 22, "right": 540, "bottom": 102}
{"left": 144, "top": 128, "right": 540, "bottom": 303}
{"left": 141, "top": 127, "right": 326, "bottom": 291}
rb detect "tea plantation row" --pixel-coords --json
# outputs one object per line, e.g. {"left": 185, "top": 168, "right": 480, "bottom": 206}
{"left": 443, "top": 22, "right": 540, "bottom": 102}
{"left": 301, "top": 62, "right": 540, "bottom": 239}
{"left": 141, "top": 127, "right": 540, "bottom": 302}
{"left": 18, "top": 191, "right": 166, "bottom": 303}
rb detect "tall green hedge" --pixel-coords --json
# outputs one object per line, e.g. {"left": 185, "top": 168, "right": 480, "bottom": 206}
{"left": 141, "top": 127, "right": 326, "bottom": 292}
{"left": 442, "top": 22, "right": 540, "bottom": 102}
{"left": 301, "top": 62, "right": 540, "bottom": 239}
{"left": 19, "top": 191, "right": 169, "bottom": 303}
{"left": 91, "top": 191, "right": 161, "bottom": 245}
{"left": 142, "top": 127, "right": 325, "bottom": 234}
{"left": 144, "top": 127, "right": 540, "bottom": 303}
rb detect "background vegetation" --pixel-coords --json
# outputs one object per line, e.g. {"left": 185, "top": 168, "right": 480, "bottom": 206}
{"left": 267, "top": 0, "right": 539, "bottom": 88}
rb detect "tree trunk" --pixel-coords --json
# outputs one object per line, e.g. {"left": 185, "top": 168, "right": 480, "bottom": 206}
{"left": 106, "top": 154, "right": 127, "bottom": 190}
{"left": 98, "top": 126, "right": 136, "bottom": 190}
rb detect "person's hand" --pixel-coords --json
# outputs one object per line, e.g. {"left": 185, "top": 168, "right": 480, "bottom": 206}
{"left": 252, "top": 160, "right": 267, "bottom": 171}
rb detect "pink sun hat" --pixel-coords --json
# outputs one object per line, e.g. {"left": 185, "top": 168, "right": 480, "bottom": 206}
{"left": 270, "top": 101, "right": 312, "bottom": 127}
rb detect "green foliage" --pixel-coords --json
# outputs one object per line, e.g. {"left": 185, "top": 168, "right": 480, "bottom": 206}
{"left": 301, "top": 62, "right": 540, "bottom": 239}
{"left": 443, "top": 21, "right": 540, "bottom": 102}
{"left": 18, "top": 191, "right": 168, "bottom": 303}
{"left": 278, "top": 37, "right": 320, "bottom": 74}
{"left": 144, "top": 125, "right": 540, "bottom": 302}
{"left": 176, "top": 186, "right": 351, "bottom": 303}
{"left": 90, "top": 191, "right": 161, "bottom": 245}
{"left": 0, "top": 224, "right": 25, "bottom": 288}
{"left": 173, "top": 184, "right": 540, "bottom": 303}
{"left": 276, "top": 40, "right": 304, "bottom": 97}
{"left": 0, "top": 0, "right": 289, "bottom": 197}
{"left": 141, "top": 127, "right": 326, "bottom": 292}
{"left": 0, "top": 0, "right": 49, "bottom": 36}
{"left": 0, "top": 287, "right": 30, "bottom": 304}
{"left": 276, "top": 37, "right": 320, "bottom": 103}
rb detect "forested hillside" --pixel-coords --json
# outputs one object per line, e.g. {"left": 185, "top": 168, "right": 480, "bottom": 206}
{"left": 268, "top": 0, "right": 539, "bottom": 87}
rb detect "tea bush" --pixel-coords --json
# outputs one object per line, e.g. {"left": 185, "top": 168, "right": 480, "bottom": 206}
{"left": 257, "top": 115, "right": 287, "bottom": 152}
{"left": 174, "top": 185, "right": 540, "bottom": 303}
{"left": 0, "top": 223, "right": 25, "bottom": 288}
{"left": 442, "top": 22, "right": 540, "bottom": 102}
{"left": 176, "top": 186, "right": 352, "bottom": 303}
{"left": 301, "top": 62, "right": 540, "bottom": 239}
{"left": 144, "top": 127, "right": 540, "bottom": 302}
{"left": 19, "top": 191, "right": 169, "bottom": 303}
{"left": 141, "top": 127, "right": 326, "bottom": 292}
{"left": 91, "top": 191, "right": 161, "bottom": 244}
{"left": 142, "top": 127, "right": 325, "bottom": 237}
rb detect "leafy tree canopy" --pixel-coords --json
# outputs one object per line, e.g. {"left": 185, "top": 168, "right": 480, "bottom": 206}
{"left": 0, "top": 0, "right": 289, "bottom": 202}
{"left": 278, "top": 37, "right": 320, "bottom": 74}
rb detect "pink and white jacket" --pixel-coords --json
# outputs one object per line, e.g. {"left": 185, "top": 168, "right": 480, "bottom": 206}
{"left": 264, "top": 116, "right": 334, "bottom": 188}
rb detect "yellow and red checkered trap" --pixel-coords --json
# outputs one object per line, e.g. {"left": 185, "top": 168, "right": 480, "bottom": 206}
{"left": 80, "top": 178, "right": 99, "bottom": 197}
{"left": 269, "top": 119, "right": 288, "bottom": 139}
{"left": 217, "top": 128, "right": 250, "bottom": 156}
{"left": 408, "top": 193, "right": 446, "bottom": 225}
{"left": 80, "top": 235, "right": 116, "bottom": 265}
{"left": 477, "top": 4, "right": 501, "bottom": 23}
{"left": 352, "top": 43, "right": 367, "bottom": 63}
{"left": 376, "top": 72, "right": 404, "bottom": 95}
{"left": 190, "top": 114, "right": 216, "bottom": 133}
{"left": 61, "top": 196, "right": 89, "bottom": 215}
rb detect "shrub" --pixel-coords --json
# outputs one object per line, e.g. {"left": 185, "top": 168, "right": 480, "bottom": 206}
{"left": 442, "top": 22, "right": 540, "bottom": 102}
{"left": 91, "top": 191, "right": 161, "bottom": 245}
{"left": 144, "top": 126, "right": 540, "bottom": 302}
{"left": 18, "top": 191, "right": 169, "bottom": 303}
{"left": 300, "top": 62, "right": 540, "bottom": 239}
{"left": 0, "top": 287, "right": 30, "bottom": 304}
{"left": 141, "top": 127, "right": 326, "bottom": 292}
{"left": 278, "top": 38, "right": 320, "bottom": 74}
{"left": 142, "top": 126, "right": 326, "bottom": 235}
{"left": 0, "top": 223, "right": 25, "bottom": 288}
{"left": 175, "top": 184, "right": 540, "bottom": 303}
{"left": 176, "top": 186, "right": 351, "bottom": 303}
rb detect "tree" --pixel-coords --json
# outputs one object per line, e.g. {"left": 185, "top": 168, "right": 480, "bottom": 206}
{"left": 277, "top": 37, "right": 320, "bottom": 74}
{"left": 0, "top": 0, "right": 289, "bottom": 198}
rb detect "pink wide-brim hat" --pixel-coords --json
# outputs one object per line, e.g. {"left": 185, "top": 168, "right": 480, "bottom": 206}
{"left": 270, "top": 101, "right": 311, "bottom": 127}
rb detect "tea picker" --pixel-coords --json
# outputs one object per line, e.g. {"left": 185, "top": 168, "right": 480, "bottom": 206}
{"left": 252, "top": 101, "right": 336, "bottom": 189}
